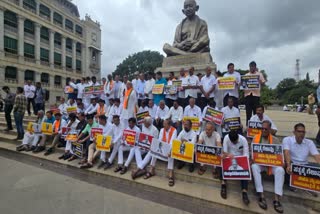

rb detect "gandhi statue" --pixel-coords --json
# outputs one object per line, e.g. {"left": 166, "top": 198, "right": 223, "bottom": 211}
{"left": 163, "top": 0, "right": 210, "bottom": 56}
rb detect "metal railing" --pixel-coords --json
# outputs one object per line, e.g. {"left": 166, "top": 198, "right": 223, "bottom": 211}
{"left": 5, "top": 78, "right": 18, "bottom": 84}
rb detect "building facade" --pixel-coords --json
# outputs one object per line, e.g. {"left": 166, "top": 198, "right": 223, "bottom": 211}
{"left": 0, "top": 0, "right": 101, "bottom": 103}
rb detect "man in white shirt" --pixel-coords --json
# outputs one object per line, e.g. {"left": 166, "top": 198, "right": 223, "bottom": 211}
{"left": 148, "top": 100, "right": 157, "bottom": 120}
{"left": 137, "top": 74, "right": 146, "bottom": 106}
{"left": 85, "top": 97, "right": 98, "bottom": 116}
{"left": 199, "top": 66, "right": 216, "bottom": 110}
{"left": 24, "top": 80, "right": 36, "bottom": 116}
{"left": 120, "top": 82, "right": 137, "bottom": 128}
{"left": 184, "top": 67, "right": 200, "bottom": 107}
{"left": 221, "top": 97, "right": 242, "bottom": 135}
{"left": 69, "top": 78, "right": 86, "bottom": 100}
{"left": 165, "top": 100, "right": 183, "bottom": 133}
{"left": 178, "top": 68, "right": 189, "bottom": 108}
{"left": 58, "top": 97, "right": 68, "bottom": 119}
{"left": 223, "top": 63, "right": 241, "bottom": 108}
{"left": 131, "top": 71, "right": 140, "bottom": 93}
{"left": 104, "top": 75, "right": 115, "bottom": 106}
{"left": 107, "top": 98, "right": 122, "bottom": 124}
{"left": 154, "top": 100, "right": 169, "bottom": 130}
{"left": 144, "top": 72, "right": 155, "bottom": 104}
{"left": 184, "top": 97, "right": 202, "bottom": 134}
{"left": 221, "top": 131, "right": 250, "bottom": 205}
{"left": 250, "top": 105, "right": 277, "bottom": 135}
{"left": 176, "top": 120, "right": 197, "bottom": 172}
{"left": 113, "top": 75, "right": 123, "bottom": 99}
{"left": 165, "top": 72, "right": 178, "bottom": 108}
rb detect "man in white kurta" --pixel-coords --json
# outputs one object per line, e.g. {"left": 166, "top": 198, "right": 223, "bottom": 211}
{"left": 120, "top": 82, "right": 137, "bottom": 128}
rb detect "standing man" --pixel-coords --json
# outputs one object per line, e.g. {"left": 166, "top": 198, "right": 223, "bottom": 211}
{"left": 184, "top": 67, "right": 199, "bottom": 108}
{"left": 307, "top": 92, "right": 315, "bottom": 115}
{"left": 24, "top": 80, "right": 36, "bottom": 116}
{"left": 165, "top": 72, "right": 177, "bottom": 108}
{"left": 153, "top": 72, "right": 167, "bottom": 106}
{"left": 113, "top": 75, "right": 123, "bottom": 99}
{"left": 2, "top": 86, "right": 15, "bottom": 131}
{"left": 104, "top": 74, "right": 114, "bottom": 106}
{"left": 244, "top": 61, "right": 266, "bottom": 124}
{"left": 34, "top": 82, "right": 45, "bottom": 114}
{"left": 178, "top": 68, "right": 188, "bottom": 108}
{"left": 223, "top": 63, "right": 241, "bottom": 107}
{"left": 137, "top": 73, "right": 146, "bottom": 107}
{"left": 199, "top": 66, "right": 216, "bottom": 110}
{"left": 121, "top": 82, "right": 137, "bottom": 128}
{"left": 13, "top": 87, "right": 27, "bottom": 140}
{"left": 131, "top": 71, "right": 140, "bottom": 93}
{"left": 144, "top": 72, "right": 155, "bottom": 104}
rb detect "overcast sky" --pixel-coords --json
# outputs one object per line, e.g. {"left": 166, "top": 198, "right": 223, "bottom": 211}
{"left": 73, "top": 0, "right": 320, "bottom": 88}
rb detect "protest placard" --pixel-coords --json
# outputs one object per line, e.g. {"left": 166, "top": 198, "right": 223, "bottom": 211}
{"left": 66, "top": 106, "right": 77, "bottom": 114}
{"left": 90, "top": 128, "right": 103, "bottom": 139}
{"left": 222, "top": 156, "right": 251, "bottom": 180}
{"left": 195, "top": 144, "right": 222, "bottom": 166}
{"left": 122, "top": 129, "right": 137, "bottom": 147}
{"left": 173, "top": 80, "right": 183, "bottom": 91}
{"left": 64, "top": 86, "right": 74, "bottom": 94}
{"left": 241, "top": 75, "right": 260, "bottom": 90}
{"left": 41, "top": 122, "right": 53, "bottom": 135}
{"left": 183, "top": 116, "right": 200, "bottom": 133}
{"left": 217, "top": 76, "right": 236, "bottom": 90}
{"left": 150, "top": 138, "right": 171, "bottom": 161}
{"left": 96, "top": 135, "right": 112, "bottom": 152}
{"left": 203, "top": 107, "right": 224, "bottom": 125}
{"left": 290, "top": 164, "right": 320, "bottom": 193}
{"left": 27, "top": 122, "right": 33, "bottom": 132}
{"left": 223, "top": 117, "right": 241, "bottom": 132}
{"left": 152, "top": 84, "right": 165, "bottom": 94}
{"left": 171, "top": 139, "right": 194, "bottom": 163}
{"left": 61, "top": 127, "right": 71, "bottom": 138}
{"left": 136, "top": 132, "right": 154, "bottom": 151}
{"left": 163, "top": 85, "right": 177, "bottom": 95}
{"left": 247, "top": 121, "right": 262, "bottom": 138}
{"left": 136, "top": 111, "right": 150, "bottom": 125}
{"left": 251, "top": 144, "right": 284, "bottom": 167}
{"left": 65, "top": 130, "right": 79, "bottom": 142}
{"left": 71, "top": 142, "right": 83, "bottom": 158}
{"left": 93, "top": 85, "right": 104, "bottom": 95}
{"left": 84, "top": 86, "right": 94, "bottom": 94}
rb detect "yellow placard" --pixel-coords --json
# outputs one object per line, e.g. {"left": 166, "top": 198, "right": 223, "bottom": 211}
{"left": 217, "top": 76, "right": 236, "bottom": 90}
{"left": 171, "top": 139, "right": 194, "bottom": 163}
{"left": 96, "top": 135, "right": 112, "bottom": 152}
{"left": 183, "top": 116, "right": 200, "bottom": 132}
{"left": 41, "top": 122, "right": 53, "bottom": 135}
{"left": 66, "top": 106, "right": 77, "bottom": 114}
{"left": 27, "top": 122, "right": 34, "bottom": 132}
{"left": 152, "top": 84, "right": 165, "bottom": 94}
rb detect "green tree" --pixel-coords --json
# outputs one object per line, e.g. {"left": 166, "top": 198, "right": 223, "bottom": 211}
{"left": 275, "top": 78, "right": 296, "bottom": 99}
{"left": 306, "top": 72, "right": 310, "bottom": 82}
{"left": 113, "top": 50, "right": 164, "bottom": 80}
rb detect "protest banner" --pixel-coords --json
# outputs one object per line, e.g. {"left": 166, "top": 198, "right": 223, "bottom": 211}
{"left": 195, "top": 144, "right": 222, "bottom": 166}
{"left": 32, "top": 123, "right": 41, "bottom": 134}
{"left": 203, "top": 107, "right": 224, "bottom": 125}
{"left": 27, "top": 122, "right": 33, "bottom": 132}
{"left": 150, "top": 138, "right": 171, "bottom": 161}
{"left": 171, "top": 139, "right": 194, "bottom": 163}
{"left": 247, "top": 121, "right": 262, "bottom": 138}
{"left": 90, "top": 128, "right": 103, "bottom": 139}
{"left": 222, "top": 156, "right": 251, "bottom": 180}
{"left": 173, "top": 80, "right": 183, "bottom": 91}
{"left": 93, "top": 85, "right": 104, "bottom": 95}
{"left": 66, "top": 106, "right": 77, "bottom": 114}
{"left": 136, "top": 132, "right": 154, "bottom": 151}
{"left": 122, "top": 129, "right": 137, "bottom": 147}
{"left": 96, "top": 135, "right": 112, "bottom": 152}
{"left": 223, "top": 117, "right": 241, "bottom": 132}
{"left": 152, "top": 84, "right": 165, "bottom": 94}
{"left": 136, "top": 111, "right": 150, "bottom": 125}
{"left": 61, "top": 127, "right": 71, "bottom": 138}
{"left": 217, "top": 76, "right": 236, "bottom": 90}
{"left": 290, "top": 164, "right": 320, "bottom": 193}
{"left": 163, "top": 85, "right": 177, "bottom": 95}
{"left": 71, "top": 142, "right": 83, "bottom": 158}
{"left": 84, "top": 86, "right": 94, "bottom": 94}
{"left": 183, "top": 116, "right": 200, "bottom": 133}
{"left": 65, "top": 130, "right": 79, "bottom": 142}
{"left": 241, "top": 75, "right": 260, "bottom": 90}
{"left": 251, "top": 144, "right": 284, "bottom": 167}
{"left": 64, "top": 86, "right": 74, "bottom": 94}
{"left": 41, "top": 122, "right": 53, "bottom": 135}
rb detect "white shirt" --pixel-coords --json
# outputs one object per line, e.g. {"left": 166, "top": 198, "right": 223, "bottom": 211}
{"left": 144, "top": 78, "right": 155, "bottom": 100}
{"left": 136, "top": 79, "right": 146, "bottom": 99}
{"left": 178, "top": 76, "right": 189, "bottom": 99}
{"left": 177, "top": 129, "right": 197, "bottom": 144}
{"left": 107, "top": 105, "right": 122, "bottom": 123}
{"left": 223, "top": 71, "right": 241, "bottom": 98}
{"left": 104, "top": 81, "right": 115, "bottom": 100}
{"left": 85, "top": 103, "right": 98, "bottom": 115}
{"left": 184, "top": 105, "right": 202, "bottom": 122}
{"left": 53, "top": 119, "right": 68, "bottom": 134}
{"left": 69, "top": 82, "right": 86, "bottom": 99}
{"left": 200, "top": 74, "right": 216, "bottom": 98}
{"left": 250, "top": 114, "right": 277, "bottom": 131}
{"left": 199, "top": 131, "right": 221, "bottom": 147}
{"left": 111, "top": 123, "right": 125, "bottom": 144}
{"left": 148, "top": 105, "right": 158, "bottom": 119}
{"left": 132, "top": 78, "right": 139, "bottom": 92}
{"left": 138, "top": 106, "right": 149, "bottom": 113}
{"left": 283, "top": 136, "right": 319, "bottom": 164}
{"left": 166, "top": 80, "right": 178, "bottom": 100}
{"left": 223, "top": 134, "right": 249, "bottom": 157}
{"left": 24, "top": 84, "right": 36, "bottom": 98}
{"left": 99, "top": 122, "right": 113, "bottom": 136}
{"left": 185, "top": 75, "right": 200, "bottom": 98}
{"left": 58, "top": 103, "right": 68, "bottom": 116}
{"left": 155, "top": 105, "right": 169, "bottom": 120}
{"left": 67, "top": 119, "right": 80, "bottom": 130}
{"left": 142, "top": 124, "right": 159, "bottom": 138}
{"left": 159, "top": 127, "right": 177, "bottom": 145}
{"left": 221, "top": 106, "right": 240, "bottom": 119}
{"left": 165, "top": 106, "right": 183, "bottom": 123}
{"left": 121, "top": 89, "right": 137, "bottom": 119}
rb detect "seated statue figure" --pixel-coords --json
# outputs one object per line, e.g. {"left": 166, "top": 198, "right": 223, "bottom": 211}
{"left": 163, "top": 0, "right": 210, "bottom": 56}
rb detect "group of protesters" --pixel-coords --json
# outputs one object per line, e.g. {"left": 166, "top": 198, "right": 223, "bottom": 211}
{"left": 1, "top": 61, "right": 320, "bottom": 214}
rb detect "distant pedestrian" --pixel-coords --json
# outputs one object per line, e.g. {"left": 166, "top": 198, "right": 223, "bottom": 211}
{"left": 34, "top": 82, "right": 46, "bottom": 114}
{"left": 13, "top": 87, "right": 27, "bottom": 140}
{"left": 308, "top": 92, "right": 315, "bottom": 115}
{"left": 24, "top": 80, "right": 36, "bottom": 116}
{"left": 2, "top": 86, "right": 15, "bottom": 131}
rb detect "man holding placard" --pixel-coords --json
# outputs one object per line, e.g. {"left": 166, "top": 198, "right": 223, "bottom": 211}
{"left": 250, "top": 105, "right": 277, "bottom": 135}
{"left": 183, "top": 98, "right": 202, "bottom": 134}
{"left": 223, "top": 63, "right": 241, "bottom": 107}
{"left": 251, "top": 121, "right": 284, "bottom": 213}
{"left": 221, "top": 97, "right": 242, "bottom": 135}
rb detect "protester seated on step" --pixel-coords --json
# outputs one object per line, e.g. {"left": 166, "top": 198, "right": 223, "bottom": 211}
{"left": 165, "top": 100, "right": 183, "bottom": 134}
{"left": 65, "top": 113, "right": 88, "bottom": 162}
{"left": 106, "top": 98, "right": 122, "bottom": 124}
{"left": 100, "top": 115, "right": 125, "bottom": 170}
{"left": 197, "top": 122, "right": 222, "bottom": 176}
{"left": 16, "top": 110, "right": 46, "bottom": 152}
{"left": 219, "top": 130, "right": 250, "bottom": 205}
{"left": 202, "top": 99, "right": 222, "bottom": 136}
{"left": 32, "top": 111, "right": 55, "bottom": 153}
{"left": 58, "top": 97, "right": 68, "bottom": 120}
{"left": 131, "top": 116, "right": 159, "bottom": 180}
{"left": 154, "top": 100, "right": 169, "bottom": 131}
{"left": 147, "top": 99, "right": 157, "bottom": 121}
{"left": 114, "top": 117, "right": 141, "bottom": 175}
{"left": 75, "top": 114, "right": 99, "bottom": 165}
{"left": 80, "top": 115, "right": 112, "bottom": 169}
{"left": 283, "top": 123, "right": 320, "bottom": 197}
{"left": 85, "top": 97, "right": 98, "bottom": 116}
{"left": 76, "top": 101, "right": 86, "bottom": 115}
{"left": 138, "top": 100, "right": 148, "bottom": 113}
{"left": 249, "top": 105, "right": 277, "bottom": 135}
{"left": 94, "top": 99, "right": 107, "bottom": 122}
{"left": 176, "top": 119, "right": 197, "bottom": 172}
{"left": 221, "top": 97, "right": 242, "bottom": 137}
{"left": 183, "top": 97, "right": 202, "bottom": 135}
{"left": 144, "top": 119, "right": 177, "bottom": 186}
{"left": 251, "top": 120, "right": 284, "bottom": 213}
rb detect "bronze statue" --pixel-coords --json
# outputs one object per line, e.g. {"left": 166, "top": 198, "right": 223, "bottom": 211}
{"left": 163, "top": 0, "right": 210, "bottom": 56}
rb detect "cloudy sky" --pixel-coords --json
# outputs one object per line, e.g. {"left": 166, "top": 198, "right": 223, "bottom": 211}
{"left": 73, "top": 0, "right": 320, "bottom": 88}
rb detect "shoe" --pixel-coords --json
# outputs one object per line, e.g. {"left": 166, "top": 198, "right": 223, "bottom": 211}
{"left": 44, "top": 147, "right": 54, "bottom": 156}
{"left": 58, "top": 154, "right": 66, "bottom": 160}
{"left": 103, "top": 161, "right": 113, "bottom": 170}
{"left": 16, "top": 145, "right": 26, "bottom": 152}
{"left": 57, "top": 143, "right": 65, "bottom": 148}
{"left": 177, "top": 161, "right": 185, "bottom": 169}
{"left": 63, "top": 153, "right": 72, "bottom": 160}
{"left": 188, "top": 164, "right": 195, "bottom": 173}
{"left": 4, "top": 128, "right": 13, "bottom": 132}
{"left": 114, "top": 165, "right": 123, "bottom": 173}
{"left": 220, "top": 184, "right": 227, "bottom": 199}
{"left": 26, "top": 146, "right": 36, "bottom": 152}
{"left": 33, "top": 146, "right": 46, "bottom": 153}
{"left": 120, "top": 166, "right": 128, "bottom": 175}
{"left": 97, "top": 161, "right": 106, "bottom": 169}
{"left": 68, "top": 155, "right": 77, "bottom": 162}
{"left": 242, "top": 192, "right": 250, "bottom": 205}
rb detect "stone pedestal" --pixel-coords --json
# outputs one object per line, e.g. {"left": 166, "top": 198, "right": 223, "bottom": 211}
{"left": 156, "top": 52, "right": 217, "bottom": 77}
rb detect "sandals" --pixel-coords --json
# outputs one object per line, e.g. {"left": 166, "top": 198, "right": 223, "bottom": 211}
{"left": 131, "top": 169, "right": 146, "bottom": 180}
{"left": 258, "top": 197, "right": 268, "bottom": 210}
{"left": 80, "top": 162, "right": 93, "bottom": 169}
{"left": 242, "top": 192, "right": 250, "bottom": 205}
{"left": 220, "top": 184, "right": 227, "bottom": 199}
{"left": 273, "top": 200, "right": 283, "bottom": 213}
{"left": 168, "top": 177, "right": 175, "bottom": 187}
{"left": 68, "top": 155, "right": 77, "bottom": 162}
{"left": 198, "top": 166, "right": 206, "bottom": 175}
{"left": 144, "top": 172, "right": 155, "bottom": 180}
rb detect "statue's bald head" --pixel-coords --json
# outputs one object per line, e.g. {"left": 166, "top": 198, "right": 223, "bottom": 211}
{"left": 184, "top": 0, "right": 197, "bottom": 5}
{"left": 183, "top": 0, "right": 199, "bottom": 18}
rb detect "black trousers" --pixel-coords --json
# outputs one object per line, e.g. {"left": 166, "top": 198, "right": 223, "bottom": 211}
{"left": 165, "top": 98, "right": 175, "bottom": 109}
{"left": 27, "top": 98, "right": 35, "bottom": 115}
{"left": 177, "top": 98, "right": 186, "bottom": 108}
{"left": 35, "top": 103, "right": 45, "bottom": 114}
{"left": 223, "top": 94, "right": 239, "bottom": 108}
{"left": 4, "top": 104, "right": 13, "bottom": 129}
{"left": 217, "top": 167, "right": 248, "bottom": 190}
{"left": 245, "top": 95, "right": 260, "bottom": 125}
{"left": 199, "top": 97, "right": 215, "bottom": 111}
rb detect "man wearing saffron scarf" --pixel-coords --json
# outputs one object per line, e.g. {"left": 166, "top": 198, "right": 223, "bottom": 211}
{"left": 120, "top": 82, "right": 137, "bottom": 128}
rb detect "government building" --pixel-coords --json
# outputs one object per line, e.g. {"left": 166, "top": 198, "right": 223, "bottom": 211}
{"left": 0, "top": 0, "right": 101, "bottom": 103}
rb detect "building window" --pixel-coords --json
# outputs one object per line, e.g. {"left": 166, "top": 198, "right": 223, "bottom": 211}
{"left": 75, "top": 25, "right": 83, "bottom": 36}
{"left": 4, "top": 36, "right": 18, "bottom": 54}
{"left": 54, "top": 33, "right": 61, "bottom": 46}
{"left": 76, "top": 60, "right": 81, "bottom": 71}
{"left": 76, "top": 43, "right": 81, "bottom": 54}
{"left": 54, "top": 75, "right": 61, "bottom": 85}
{"left": 39, "top": 4, "right": 50, "bottom": 20}
{"left": 23, "top": 0, "right": 36, "bottom": 13}
{"left": 40, "top": 48, "right": 49, "bottom": 62}
{"left": 53, "top": 12, "right": 63, "bottom": 26}
{"left": 66, "top": 38, "right": 72, "bottom": 50}
{"left": 4, "top": 11, "right": 17, "bottom": 28}
{"left": 24, "top": 43, "right": 35, "bottom": 58}
{"left": 40, "top": 27, "right": 49, "bottom": 41}
{"left": 5, "top": 67, "right": 17, "bottom": 80}
{"left": 92, "top": 51, "right": 97, "bottom": 61}
{"left": 66, "top": 56, "right": 72, "bottom": 69}
{"left": 41, "top": 73, "right": 49, "bottom": 83}
{"left": 65, "top": 19, "right": 73, "bottom": 31}
{"left": 54, "top": 52, "right": 61, "bottom": 65}
{"left": 24, "top": 19, "right": 34, "bottom": 35}
{"left": 25, "top": 70, "right": 35, "bottom": 81}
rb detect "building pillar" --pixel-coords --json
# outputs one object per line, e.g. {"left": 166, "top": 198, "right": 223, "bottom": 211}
{"left": 50, "top": 10, "right": 54, "bottom": 24}
{"left": 82, "top": 46, "right": 86, "bottom": 75}
{"left": 49, "top": 30, "right": 55, "bottom": 68}
{"left": 18, "top": 15, "right": 25, "bottom": 62}
{"left": 19, "top": 0, "right": 23, "bottom": 7}
{"left": 35, "top": 23, "right": 41, "bottom": 65}
{"left": 0, "top": 66, "right": 5, "bottom": 86}
{"left": 0, "top": 7, "right": 4, "bottom": 57}
{"left": 61, "top": 36, "right": 66, "bottom": 70}
{"left": 72, "top": 41, "right": 76, "bottom": 71}
{"left": 18, "top": 69, "right": 25, "bottom": 85}
{"left": 36, "top": 1, "right": 40, "bottom": 15}
{"left": 35, "top": 72, "right": 41, "bottom": 83}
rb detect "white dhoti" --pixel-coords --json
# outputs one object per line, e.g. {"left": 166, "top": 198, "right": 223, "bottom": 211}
{"left": 118, "top": 145, "right": 135, "bottom": 167}
{"left": 150, "top": 156, "right": 174, "bottom": 170}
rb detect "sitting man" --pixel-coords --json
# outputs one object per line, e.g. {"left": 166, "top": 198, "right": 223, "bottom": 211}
{"left": 85, "top": 97, "right": 98, "bottom": 116}
{"left": 183, "top": 97, "right": 202, "bottom": 135}
{"left": 165, "top": 100, "right": 183, "bottom": 134}
{"left": 154, "top": 100, "right": 169, "bottom": 130}
{"left": 251, "top": 120, "right": 284, "bottom": 213}
{"left": 250, "top": 105, "right": 277, "bottom": 135}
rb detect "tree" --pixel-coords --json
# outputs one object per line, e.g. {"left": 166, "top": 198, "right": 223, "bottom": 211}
{"left": 306, "top": 72, "right": 310, "bottom": 82}
{"left": 113, "top": 50, "right": 164, "bottom": 80}
{"left": 275, "top": 78, "right": 296, "bottom": 99}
